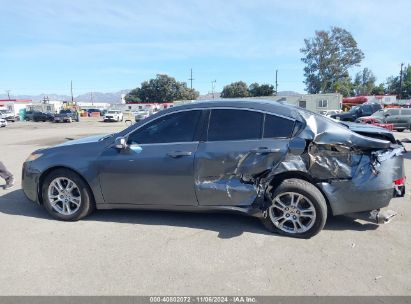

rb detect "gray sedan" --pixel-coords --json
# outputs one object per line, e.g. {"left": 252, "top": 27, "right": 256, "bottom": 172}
{"left": 22, "top": 100, "right": 405, "bottom": 238}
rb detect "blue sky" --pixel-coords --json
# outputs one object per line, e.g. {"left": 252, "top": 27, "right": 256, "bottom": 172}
{"left": 0, "top": 0, "right": 410, "bottom": 96}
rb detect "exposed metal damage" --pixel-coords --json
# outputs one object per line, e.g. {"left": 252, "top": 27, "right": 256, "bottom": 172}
{"left": 195, "top": 111, "right": 405, "bottom": 219}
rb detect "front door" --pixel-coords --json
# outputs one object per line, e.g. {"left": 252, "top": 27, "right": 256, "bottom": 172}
{"left": 98, "top": 110, "right": 202, "bottom": 206}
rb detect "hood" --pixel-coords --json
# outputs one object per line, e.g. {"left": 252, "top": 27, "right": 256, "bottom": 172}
{"left": 54, "top": 134, "right": 109, "bottom": 147}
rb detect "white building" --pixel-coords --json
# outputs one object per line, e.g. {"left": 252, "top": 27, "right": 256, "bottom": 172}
{"left": 76, "top": 102, "right": 111, "bottom": 110}
{"left": 257, "top": 93, "right": 342, "bottom": 113}
{"left": 0, "top": 99, "right": 33, "bottom": 117}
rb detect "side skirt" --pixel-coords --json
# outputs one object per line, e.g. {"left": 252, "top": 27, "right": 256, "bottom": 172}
{"left": 96, "top": 203, "right": 263, "bottom": 218}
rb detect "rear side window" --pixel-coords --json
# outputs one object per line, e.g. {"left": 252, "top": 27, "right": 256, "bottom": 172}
{"left": 263, "top": 114, "right": 295, "bottom": 138}
{"left": 401, "top": 109, "right": 411, "bottom": 115}
{"left": 362, "top": 105, "right": 372, "bottom": 115}
{"left": 208, "top": 109, "right": 263, "bottom": 141}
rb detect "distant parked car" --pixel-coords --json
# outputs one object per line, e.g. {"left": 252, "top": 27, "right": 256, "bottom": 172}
{"left": 122, "top": 111, "right": 135, "bottom": 123}
{"left": 0, "top": 109, "right": 16, "bottom": 122}
{"left": 24, "top": 110, "right": 35, "bottom": 121}
{"left": 54, "top": 109, "right": 79, "bottom": 123}
{"left": 319, "top": 109, "right": 343, "bottom": 117}
{"left": 32, "top": 111, "right": 54, "bottom": 122}
{"left": 331, "top": 103, "right": 382, "bottom": 121}
{"left": 0, "top": 118, "right": 7, "bottom": 127}
{"left": 103, "top": 110, "right": 123, "bottom": 122}
{"left": 134, "top": 109, "right": 150, "bottom": 122}
{"left": 86, "top": 109, "right": 102, "bottom": 116}
{"left": 356, "top": 108, "right": 411, "bottom": 132}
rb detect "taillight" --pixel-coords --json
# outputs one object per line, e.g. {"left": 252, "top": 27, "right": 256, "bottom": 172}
{"left": 394, "top": 177, "right": 406, "bottom": 185}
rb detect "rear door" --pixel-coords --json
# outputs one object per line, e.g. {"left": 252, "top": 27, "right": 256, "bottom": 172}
{"left": 194, "top": 109, "right": 294, "bottom": 206}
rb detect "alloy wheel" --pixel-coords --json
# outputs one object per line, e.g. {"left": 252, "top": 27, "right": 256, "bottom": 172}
{"left": 47, "top": 177, "right": 82, "bottom": 215}
{"left": 268, "top": 192, "right": 316, "bottom": 234}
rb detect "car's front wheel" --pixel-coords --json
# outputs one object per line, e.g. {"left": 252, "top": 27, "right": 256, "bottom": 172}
{"left": 42, "top": 169, "right": 95, "bottom": 221}
{"left": 261, "top": 178, "right": 327, "bottom": 238}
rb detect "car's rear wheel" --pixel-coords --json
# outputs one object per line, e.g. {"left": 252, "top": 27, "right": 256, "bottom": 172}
{"left": 397, "top": 129, "right": 404, "bottom": 132}
{"left": 261, "top": 178, "right": 327, "bottom": 238}
{"left": 42, "top": 169, "right": 95, "bottom": 221}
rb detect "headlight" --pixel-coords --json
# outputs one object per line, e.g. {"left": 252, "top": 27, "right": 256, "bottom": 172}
{"left": 25, "top": 153, "right": 43, "bottom": 162}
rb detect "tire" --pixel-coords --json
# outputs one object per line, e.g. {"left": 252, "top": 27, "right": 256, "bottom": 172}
{"left": 397, "top": 129, "right": 404, "bottom": 132}
{"left": 261, "top": 178, "right": 327, "bottom": 238}
{"left": 42, "top": 168, "right": 95, "bottom": 221}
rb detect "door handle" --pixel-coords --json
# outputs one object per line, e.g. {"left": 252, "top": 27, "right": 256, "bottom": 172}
{"left": 167, "top": 151, "right": 193, "bottom": 158}
{"left": 250, "top": 147, "right": 281, "bottom": 154}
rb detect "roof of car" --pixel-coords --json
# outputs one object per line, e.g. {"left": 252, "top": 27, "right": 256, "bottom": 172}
{"left": 169, "top": 99, "right": 302, "bottom": 119}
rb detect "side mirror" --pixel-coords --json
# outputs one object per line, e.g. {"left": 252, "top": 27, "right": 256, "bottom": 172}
{"left": 114, "top": 137, "right": 127, "bottom": 149}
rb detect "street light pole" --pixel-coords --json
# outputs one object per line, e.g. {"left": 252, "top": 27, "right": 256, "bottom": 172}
{"left": 211, "top": 80, "right": 216, "bottom": 99}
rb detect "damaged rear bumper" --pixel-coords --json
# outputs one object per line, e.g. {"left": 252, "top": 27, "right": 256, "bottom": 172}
{"left": 316, "top": 146, "right": 405, "bottom": 216}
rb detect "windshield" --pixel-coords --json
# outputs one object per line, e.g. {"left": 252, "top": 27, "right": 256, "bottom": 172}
{"left": 107, "top": 111, "right": 120, "bottom": 114}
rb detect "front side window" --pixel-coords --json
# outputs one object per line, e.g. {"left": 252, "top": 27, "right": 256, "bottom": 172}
{"left": 207, "top": 109, "right": 263, "bottom": 141}
{"left": 128, "top": 110, "right": 201, "bottom": 144}
{"left": 263, "top": 114, "right": 295, "bottom": 138}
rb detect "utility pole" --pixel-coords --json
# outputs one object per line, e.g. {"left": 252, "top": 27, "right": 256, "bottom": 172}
{"left": 189, "top": 68, "right": 194, "bottom": 90}
{"left": 399, "top": 63, "right": 404, "bottom": 99}
{"left": 211, "top": 80, "right": 216, "bottom": 99}
{"left": 90, "top": 91, "right": 94, "bottom": 106}
{"left": 70, "top": 80, "right": 74, "bottom": 103}
{"left": 5, "top": 90, "right": 11, "bottom": 100}
{"left": 275, "top": 69, "right": 278, "bottom": 95}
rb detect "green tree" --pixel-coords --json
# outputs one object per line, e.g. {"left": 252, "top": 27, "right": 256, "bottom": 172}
{"left": 371, "top": 83, "right": 385, "bottom": 95}
{"left": 353, "top": 68, "right": 376, "bottom": 95}
{"left": 124, "top": 88, "right": 141, "bottom": 103}
{"left": 400, "top": 65, "right": 411, "bottom": 98}
{"left": 332, "top": 74, "right": 354, "bottom": 97}
{"left": 385, "top": 76, "right": 400, "bottom": 96}
{"left": 125, "top": 74, "right": 199, "bottom": 103}
{"left": 248, "top": 83, "right": 275, "bottom": 97}
{"left": 221, "top": 81, "right": 249, "bottom": 98}
{"left": 301, "top": 26, "right": 364, "bottom": 94}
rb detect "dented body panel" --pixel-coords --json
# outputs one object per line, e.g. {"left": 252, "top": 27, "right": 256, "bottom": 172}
{"left": 194, "top": 138, "right": 288, "bottom": 206}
